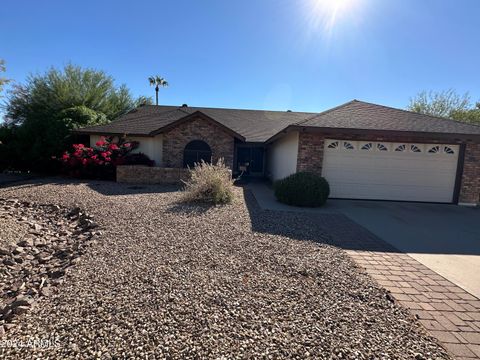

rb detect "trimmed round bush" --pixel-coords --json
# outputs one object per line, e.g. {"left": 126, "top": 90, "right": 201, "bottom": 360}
{"left": 274, "top": 172, "right": 330, "bottom": 207}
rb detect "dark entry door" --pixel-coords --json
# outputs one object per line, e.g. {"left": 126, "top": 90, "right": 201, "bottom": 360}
{"left": 250, "top": 147, "right": 264, "bottom": 173}
{"left": 237, "top": 147, "right": 264, "bottom": 175}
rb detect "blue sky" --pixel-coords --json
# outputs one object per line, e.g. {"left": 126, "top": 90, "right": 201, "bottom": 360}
{"left": 1, "top": 0, "right": 479, "bottom": 113}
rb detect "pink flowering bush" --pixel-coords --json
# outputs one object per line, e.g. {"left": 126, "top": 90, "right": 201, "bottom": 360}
{"left": 57, "top": 136, "right": 152, "bottom": 180}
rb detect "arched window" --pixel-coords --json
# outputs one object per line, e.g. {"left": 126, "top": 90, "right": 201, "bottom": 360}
{"left": 183, "top": 140, "right": 212, "bottom": 168}
{"left": 376, "top": 143, "right": 388, "bottom": 151}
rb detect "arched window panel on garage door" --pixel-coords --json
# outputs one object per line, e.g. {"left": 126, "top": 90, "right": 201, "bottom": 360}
{"left": 427, "top": 145, "right": 440, "bottom": 154}
{"left": 444, "top": 146, "right": 455, "bottom": 155}
{"left": 410, "top": 144, "right": 423, "bottom": 153}
{"left": 376, "top": 143, "right": 389, "bottom": 151}
{"left": 394, "top": 144, "right": 407, "bottom": 152}
{"left": 326, "top": 140, "right": 340, "bottom": 149}
{"left": 360, "top": 142, "right": 374, "bottom": 151}
{"left": 343, "top": 141, "right": 355, "bottom": 150}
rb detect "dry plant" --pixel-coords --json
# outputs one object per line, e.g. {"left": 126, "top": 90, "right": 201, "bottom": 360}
{"left": 182, "top": 158, "right": 234, "bottom": 204}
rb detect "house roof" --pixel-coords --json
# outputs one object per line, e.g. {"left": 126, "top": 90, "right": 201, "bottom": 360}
{"left": 76, "top": 100, "right": 480, "bottom": 143}
{"left": 296, "top": 100, "right": 480, "bottom": 136}
{"left": 76, "top": 105, "right": 314, "bottom": 142}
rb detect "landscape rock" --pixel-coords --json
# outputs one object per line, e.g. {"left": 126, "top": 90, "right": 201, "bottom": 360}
{"left": 12, "top": 306, "right": 30, "bottom": 315}
{"left": 17, "top": 238, "right": 34, "bottom": 247}
{"left": 40, "top": 286, "right": 52, "bottom": 297}
{"left": 11, "top": 296, "right": 34, "bottom": 308}
{"left": 0, "top": 180, "right": 450, "bottom": 359}
{"left": 0, "top": 197, "right": 97, "bottom": 335}
{"left": 3, "top": 258, "right": 16, "bottom": 266}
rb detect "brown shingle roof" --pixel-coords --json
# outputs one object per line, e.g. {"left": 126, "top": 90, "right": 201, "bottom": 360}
{"left": 76, "top": 100, "right": 480, "bottom": 142}
{"left": 76, "top": 105, "right": 313, "bottom": 142}
{"left": 297, "top": 100, "right": 480, "bottom": 136}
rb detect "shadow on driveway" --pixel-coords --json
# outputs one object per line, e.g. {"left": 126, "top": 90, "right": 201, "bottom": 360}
{"left": 242, "top": 188, "right": 399, "bottom": 253}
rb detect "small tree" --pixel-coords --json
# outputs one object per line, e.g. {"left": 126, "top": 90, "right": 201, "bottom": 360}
{"left": 407, "top": 89, "right": 480, "bottom": 124}
{"left": 2, "top": 64, "right": 149, "bottom": 170}
{"left": 148, "top": 75, "right": 168, "bottom": 105}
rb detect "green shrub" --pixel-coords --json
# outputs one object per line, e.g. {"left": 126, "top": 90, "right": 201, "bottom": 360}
{"left": 182, "top": 158, "right": 234, "bottom": 205}
{"left": 274, "top": 172, "right": 330, "bottom": 207}
{"left": 0, "top": 125, "right": 20, "bottom": 171}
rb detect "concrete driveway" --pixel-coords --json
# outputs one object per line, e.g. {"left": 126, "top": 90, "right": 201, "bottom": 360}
{"left": 329, "top": 200, "right": 480, "bottom": 298}
{"left": 248, "top": 182, "right": 480, "bottom": 298}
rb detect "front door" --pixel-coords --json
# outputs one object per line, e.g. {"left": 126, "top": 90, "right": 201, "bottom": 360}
{"left": 237, "top": 146, "right": 264, "bottom": 176}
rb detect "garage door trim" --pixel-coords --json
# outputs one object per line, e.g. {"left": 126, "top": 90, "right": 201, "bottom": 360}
{"left": 452, "top": 143, "right": 466, "bottom": 204}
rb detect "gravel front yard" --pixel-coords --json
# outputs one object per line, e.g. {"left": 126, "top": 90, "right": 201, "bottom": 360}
{"left": 0, "top": 211, "right": 29, "bottom": 249}
{"left": 0, "top": 179, "right": 449, "bottom": 359}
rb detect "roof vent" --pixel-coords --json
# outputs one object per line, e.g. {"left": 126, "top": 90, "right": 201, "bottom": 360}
{"left": 182, "top": 104, "right": 188, "bottom": 107}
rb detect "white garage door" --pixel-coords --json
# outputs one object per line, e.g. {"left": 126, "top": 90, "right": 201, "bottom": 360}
{"left": 321, "top": 139, "right": 460, "bottom": 203}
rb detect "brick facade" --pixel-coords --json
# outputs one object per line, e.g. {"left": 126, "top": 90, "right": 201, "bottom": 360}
{"left": 296, "top": 131, "right": 480, "bottom": 204}
{"left": 162, "top": 117, "right": 235, "bottom": 169}
{"left": 459, "top": 143, "right": 480, "bottom": 204}
{"left": 297, "top": 132, "right": 325, "bottom": 174}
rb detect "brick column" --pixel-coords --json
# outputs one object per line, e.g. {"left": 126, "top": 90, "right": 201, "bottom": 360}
{"left": 459, "top": 143, "right": 480, "bottom": 205}
{"left": 296, "top": 132, "right": 325, "bottom": 175}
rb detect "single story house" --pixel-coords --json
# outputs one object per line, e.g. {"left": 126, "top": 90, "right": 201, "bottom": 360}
{"left": 76, "top": 100, "right": 480, "bottom": 205}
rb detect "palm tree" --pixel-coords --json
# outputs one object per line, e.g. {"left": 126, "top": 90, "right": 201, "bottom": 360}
{"left": 148, "top": 75, "right": 168, "bottom": 105}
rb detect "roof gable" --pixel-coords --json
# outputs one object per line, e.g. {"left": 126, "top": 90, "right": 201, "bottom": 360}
{"left": 150, "top": 111, "right": 246, "bottom": 141}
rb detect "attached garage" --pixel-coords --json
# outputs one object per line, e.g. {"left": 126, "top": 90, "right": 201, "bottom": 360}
{"left": 322, "top": 139, "right": 460, "bottom": 203}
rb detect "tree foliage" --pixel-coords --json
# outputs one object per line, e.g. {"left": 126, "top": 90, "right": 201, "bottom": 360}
{"left": 148, "top": 75, "right": 168, "bottom": 89}
{"left": 148, "top": 75, "right": 168, "bottom": 105}
{"left": 1, "top": 64, "right": 151, "bottom": 171}
{"left": 134, "top": 95, "right": 153, "bottom": 107}
{"left": 450, "top": 102, "right": 480, "bottom": 125}
{"left": 0, "top": 59, "right": 11, "bottom": 96}
{"left": 408, "top": 89, "right": 480, "bottom": 125}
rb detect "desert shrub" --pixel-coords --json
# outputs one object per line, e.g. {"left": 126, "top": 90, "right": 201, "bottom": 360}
{"left": 57, "top": 136, "right": 144, "bottom": 180}
{"left": 274, "top": 172, "right": 330, "bottom": 207}
{"left": 182, "top": 158, "right": 234, "bottom": 204}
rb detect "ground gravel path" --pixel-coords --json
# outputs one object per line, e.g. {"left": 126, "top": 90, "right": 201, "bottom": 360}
{"left": 0, "top": 178, "right": 450, "bottom": 359}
